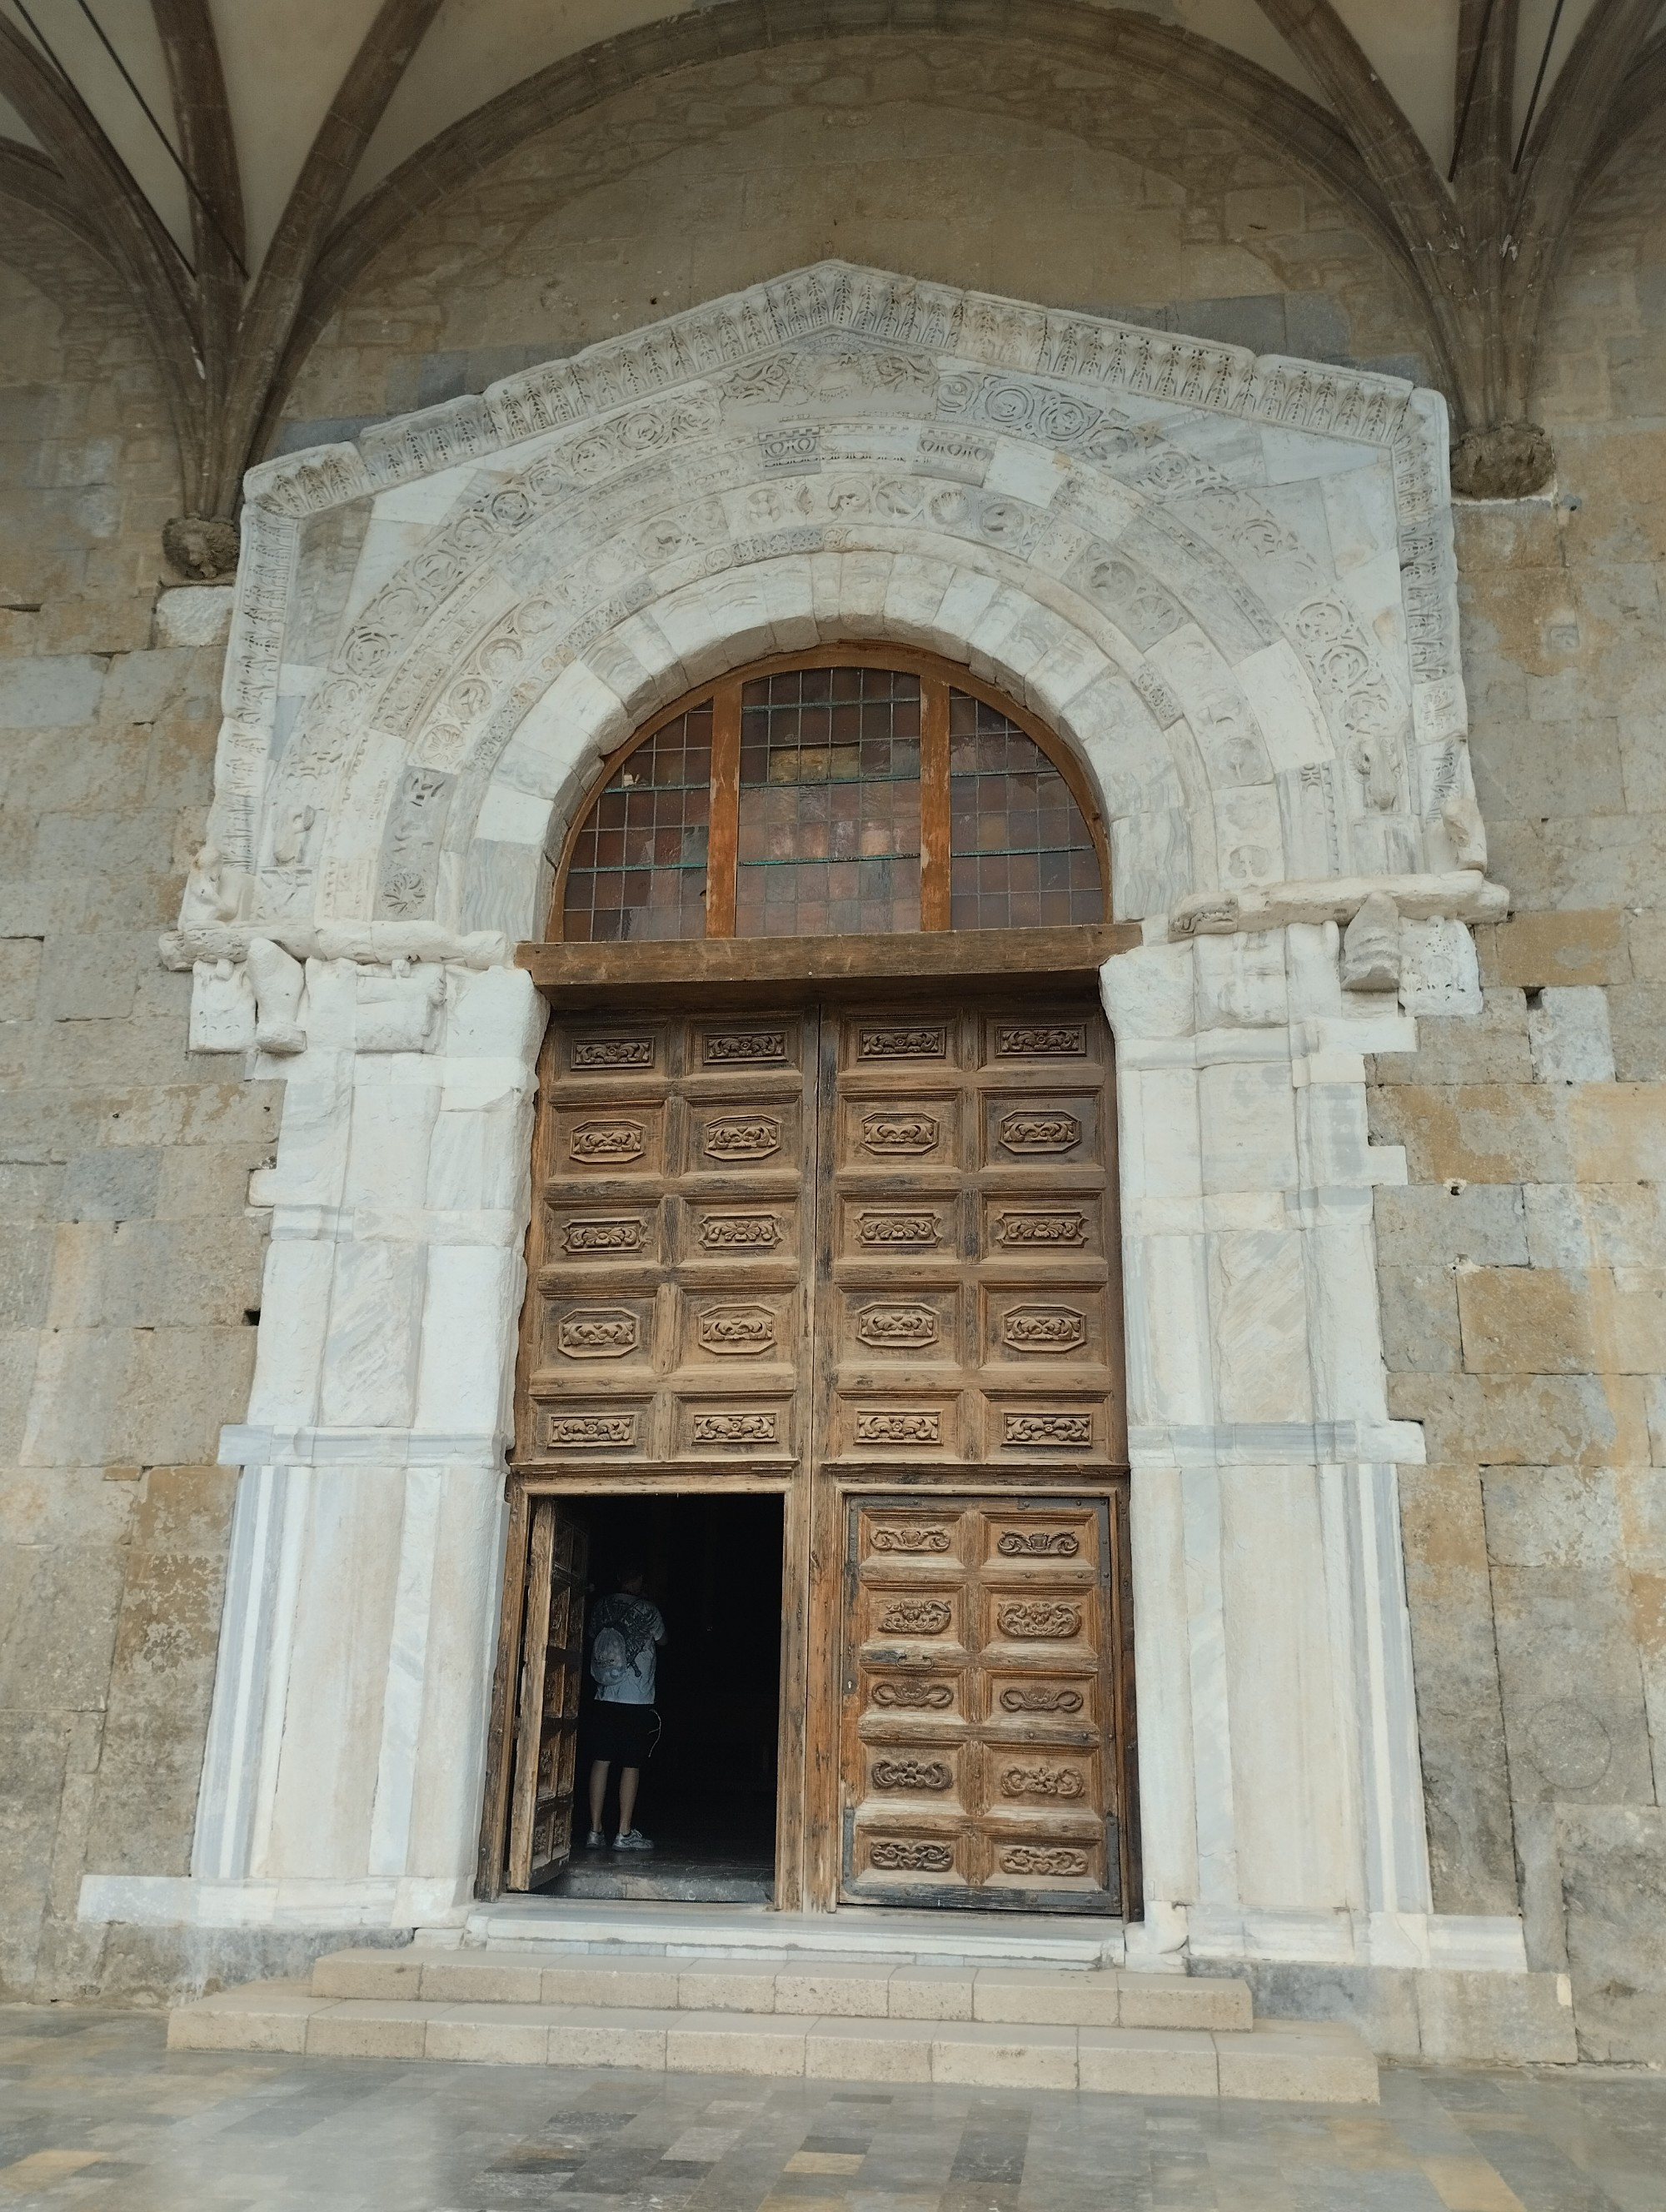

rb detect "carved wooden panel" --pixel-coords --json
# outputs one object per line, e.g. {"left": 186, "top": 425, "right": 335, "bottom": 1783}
{"left": 521, "top": 1012, "right": 813, "bottom": 1466}
{"left": 840, "top": 1497, "right": 1124, "bottom": 1909}
{"left": 506, "top": 1497, "right": 589, "bottom": 1890}
{"left": 819, "top": 998, "right": 1122, "bottom": 1467}
{"left": 508, "top": 987, "right": 1133, "bottom": 1915}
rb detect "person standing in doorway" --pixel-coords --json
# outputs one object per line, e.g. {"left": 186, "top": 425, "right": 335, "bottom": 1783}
{"left": 586, "top": 1562, "right": 666, "bottom": 1850}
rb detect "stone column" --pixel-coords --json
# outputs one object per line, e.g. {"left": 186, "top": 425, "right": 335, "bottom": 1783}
{"left": 191, "top": 964, "right": 546, "bottom": 1923}
{"left": 1103, "top": 925, "right": 1444, "bottom": 1970}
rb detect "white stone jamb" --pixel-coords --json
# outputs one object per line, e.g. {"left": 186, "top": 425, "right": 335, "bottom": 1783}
{"left": 1103, "top": 924, "right": 1526, "bottom": 1975}
{"left": 136, "top": 962, "right": 548, "bottom": 1931}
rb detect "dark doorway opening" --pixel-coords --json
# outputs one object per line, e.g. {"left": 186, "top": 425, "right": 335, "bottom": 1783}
{"left": 555, "top": 1492, "right": 783, "bottom": 1903}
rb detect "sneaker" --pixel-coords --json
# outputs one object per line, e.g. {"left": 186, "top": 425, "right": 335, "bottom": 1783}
{"left": 584, "top": 1829, "right": 606, "bottom": 1849}
{"left": 613, "top": 1829, "right": 655, "bottom": 1851}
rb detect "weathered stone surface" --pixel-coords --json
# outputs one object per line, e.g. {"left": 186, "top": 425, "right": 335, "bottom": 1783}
{"left": 1521, "top": 1179, "right": 1666, "bottom": 1269}
{"left": 1368, "top": 1084, "right": 1574, "bottom": 1184}
{"left": 1449, "top": 418, "right": 1554, "bottom": 500}
{"left": 153, "top": 586, "right": 234, "bottom": 649}
{"left": 60, "top": 1149, "right": 162, "bottom": 1224}
{"left": 1528, "top": 986, "right": 1615, "bottom": 1083}
{"left": 1390, "top": 1372, "right": 1651, "bottom": 1467}
{"left": 0, "top": 654, "right": 107, "bottom": 729}
{"left": 1374, "top": 1183, "right": 1529, "bottom": 1268}
{"left": 1627, "top": 913, "right": 1666, "bottom": 982}
{"left": 1456, "top": 1266, "right": 1599, "bottom": 1373}
{"left": 1607, "top": 983, "right": 1666, "bottom": 1079}
{"left": 1378, "top": 1267, "right": 1461, "bottom": 1373}
{"left": 1483, "top": 1467, "right": 1625, "bottom": 1569}
{"left": 0, "top": 1716, "right": 71, "bottom": 1995}
{"left": 1490, "top": 1552, "right": 1657, "bottom": 1806}
{"left": 82, "top": 1467, "right": 236, "bottom": 1876}
{"left": 1398, "top": 1467, "right": 1519, "bottom": 1916}
{"left": 0, "top": 232, "right": 286, "bottom": 1998}
{"left": 1412, "top": 1970, "right": 1575, "bottom": 2064}
{"left": 1372, "top": 993, "right": 1532, "bottom": 1085}
{"left": 1476, "top": 911, "right": 1629, "bottom": 990}
{"left": 1557, "top": 1805, "right": 1666, "bottom": 2061}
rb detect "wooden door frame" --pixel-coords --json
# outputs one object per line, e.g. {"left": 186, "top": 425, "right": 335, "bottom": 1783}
{"left": 482, "top": 960, "right": 1140, "bottom": 1917}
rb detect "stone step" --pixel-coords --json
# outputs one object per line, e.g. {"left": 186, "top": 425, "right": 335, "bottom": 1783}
{"left": 457, "top": 1899, "right": 1124, "bottom": 1968}
{"left": 307, "top": 1945, "right": 1253, "bottom": 2030}
{"left": 167, "top": 1984, "right": 1376, "bottom": 2102}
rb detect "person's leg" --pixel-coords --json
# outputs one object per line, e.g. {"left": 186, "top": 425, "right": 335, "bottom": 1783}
{"left": 588, "top": 1759, "right": 609, "bottom": 1834}
{"left": 617, "top": 1764, "right": 639, "bottom": 1836}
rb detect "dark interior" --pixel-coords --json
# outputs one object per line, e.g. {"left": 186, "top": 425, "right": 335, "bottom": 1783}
{"left": 564, "top": 1493, "right": 782, "bottom": 1897}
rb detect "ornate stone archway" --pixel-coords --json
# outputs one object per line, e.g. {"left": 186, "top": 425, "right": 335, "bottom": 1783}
{"left": 88, "top": 264, "right": 1523, "bottom": 1982}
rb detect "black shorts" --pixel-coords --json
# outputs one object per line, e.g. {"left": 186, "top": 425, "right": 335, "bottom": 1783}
{"left": 590, "top": 1700, "right": 656, "bottom": 1766}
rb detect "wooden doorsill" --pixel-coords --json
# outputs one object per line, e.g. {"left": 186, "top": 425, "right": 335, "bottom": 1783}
{"left": 516, "top": 924, "right": 1140, "bottom": 1006}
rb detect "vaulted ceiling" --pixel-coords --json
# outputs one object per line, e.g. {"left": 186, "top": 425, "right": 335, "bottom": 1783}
{"left": 2, "top": 0, "right": 1661, "bottom": 549}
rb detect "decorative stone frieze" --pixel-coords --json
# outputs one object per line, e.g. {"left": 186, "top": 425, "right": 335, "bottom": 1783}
{"left": 177, "top": 262, "right": 1498, "bottom": 959}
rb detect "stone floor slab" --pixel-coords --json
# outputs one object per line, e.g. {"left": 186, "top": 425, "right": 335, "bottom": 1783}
{"left": 10, "top": 2006, "right": 1662, "bottom": 2212}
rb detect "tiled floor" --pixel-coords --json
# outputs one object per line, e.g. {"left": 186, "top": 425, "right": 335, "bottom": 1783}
{"left": 1, "top": 2007, "right": 1663, "bottom": 2212}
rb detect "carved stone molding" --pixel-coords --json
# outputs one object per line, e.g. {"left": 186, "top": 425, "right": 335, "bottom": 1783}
{"left": 182, "top": 262, "right": 1486, "bottom": 963}
{"left": 1164, "top": 866, "right": 1506, "bottom": 944}
{"left": 160, "top": 920, "right": 511, "bottom": 969}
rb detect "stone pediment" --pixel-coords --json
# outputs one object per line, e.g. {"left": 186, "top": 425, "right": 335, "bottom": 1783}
{"left": 191, "top": 260, "right": 1478, "bottom": 951}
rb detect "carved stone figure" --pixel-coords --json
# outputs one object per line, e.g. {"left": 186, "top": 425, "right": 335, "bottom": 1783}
{"left": 162, "top": 514, "right": 241, "bottom": 581}
{"left": 271, "top": 804, "right": 317, "bottom": 868}
{"left": 1350, "top": 736, "right": 1399, "bottom": 812}
{"left": 1442, "top": 790, "right": 1488, "bottom": 869}
{"left": 1170, "top": 892, "right": 1241, "bottom": 939}
{"left": 247, "top": 937, "right": 307, "bottom": 1054}
{"left": 181, "top": 844, "right": 245, "bottom": 927}
{"left": 188, "top": 958, "right": 256, "bottom": 1054}
{"left": 1449, "top": 418, "right": 1554, "bottom": 500}
{"left": 1340, "top": 890, "right": 1402, "bottom": 992}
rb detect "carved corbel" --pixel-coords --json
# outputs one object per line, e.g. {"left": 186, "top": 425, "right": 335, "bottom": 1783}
{"left": 187, "top": 956, "right": 256, "bottom": 1053}
{"left": 1340, "top": 890, "right": 1402, "bottom": 992}
{"left": 247, "top": 937, "right": 307, "bottom": 1054}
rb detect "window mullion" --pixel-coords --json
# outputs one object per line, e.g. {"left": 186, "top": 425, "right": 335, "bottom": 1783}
{"left": 706, "top": 681, "right": 741, "bottom": 937}
{"left": 920, "top": 675, "right": 950, "bottom": 931}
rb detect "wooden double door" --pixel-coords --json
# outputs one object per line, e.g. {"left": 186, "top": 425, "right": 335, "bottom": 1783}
{"left": 483, "top": 990, "right": 1138, "bottom": 1914}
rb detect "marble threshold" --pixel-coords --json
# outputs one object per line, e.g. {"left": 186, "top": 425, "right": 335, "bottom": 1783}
{"left": 444, "top": 1899, "right": 1126, "bottom": 1969}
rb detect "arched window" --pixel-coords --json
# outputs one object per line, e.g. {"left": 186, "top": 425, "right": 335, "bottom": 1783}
{"left": 556, "top": 650, "right": 1105, "bottom": 942}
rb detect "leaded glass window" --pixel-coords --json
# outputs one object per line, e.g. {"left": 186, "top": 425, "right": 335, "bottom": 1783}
{"left": 556, "top": 653, "right": 1103, "bottom": 941}
{"left": 560, "top": 703, "right": 711, "bottom": 943}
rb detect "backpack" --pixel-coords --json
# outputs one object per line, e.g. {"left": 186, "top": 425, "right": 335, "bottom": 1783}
{"left": 591, "top": 1623, "right": 630, "bottom": 1688}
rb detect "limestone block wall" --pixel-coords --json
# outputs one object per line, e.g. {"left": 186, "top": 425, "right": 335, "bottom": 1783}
{"left": 1372, "top": 114, "right": 1666, "bottom": 2065}
{"left": 276, "top": 32, "right": 1434, "bottom": 444}
{"left": 0, "top": 27, "right": 1662, "bottom": 2054}
{"left": 0, "top": 224, "right": 279, "bottom": 1999}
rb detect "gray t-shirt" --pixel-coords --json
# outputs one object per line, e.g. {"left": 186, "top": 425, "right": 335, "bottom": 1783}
{"left": 590, "top": 1592, "right": 666, "bottom": 1706}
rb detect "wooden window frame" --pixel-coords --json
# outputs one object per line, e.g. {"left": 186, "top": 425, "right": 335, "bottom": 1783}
{"left": 550, "top": 645, "right": 1110, "bottom": 943}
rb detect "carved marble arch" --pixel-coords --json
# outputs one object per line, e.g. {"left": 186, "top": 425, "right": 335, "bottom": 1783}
{"left": 551, "top": 647, "right": 1108, "bottom": 945}
{"left": 190, "top": 262, "right": 1482, "bottom": 970}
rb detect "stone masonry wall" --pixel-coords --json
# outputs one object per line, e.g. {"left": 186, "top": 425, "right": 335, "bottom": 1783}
{"left": 1, "top": 29, "right": 1663, "bottom": 2040}
{"left": 0, "top": 215, "right": 278, "bottom": 2000}
{"left": 275, "top": 32, "right": 1434, "bottom": 446}
{"left": 1374, "top": 104, "right": 1666, "bottom": 2064}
